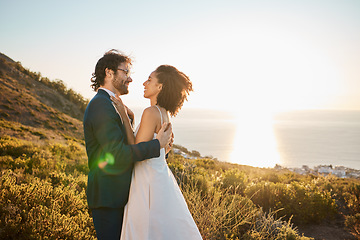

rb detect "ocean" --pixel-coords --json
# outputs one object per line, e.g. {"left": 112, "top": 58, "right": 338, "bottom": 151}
{"left": 273, "top": 110, "right": 360, "bottom": 170}
{"left": 133, "top": 108, "right": 360, "bottom": 170}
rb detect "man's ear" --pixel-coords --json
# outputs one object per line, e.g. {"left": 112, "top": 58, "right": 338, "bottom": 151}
{"left": 105, "top": 68, "right": 113, "bottom": 77}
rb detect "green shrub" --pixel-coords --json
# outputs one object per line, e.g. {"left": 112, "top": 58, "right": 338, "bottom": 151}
{"left": 0, "top": 170, "right": 95, "bottom": 239}
{"left": 182, "top": 183, "right": 257, "bottom": 239}
{"left": 345, "top": 213, "right": 360, "bottom": 238}
{"left": 221, "top": 168, "right": 248, "bottom": 195}
{"left": 0, "top": 135, "right": 38, "bottom": 158}
{"left": 243, "top": 210, "right": 312, "bottom": 240}
{"left": 245, "top": 181, "right": 337, "bottom": 224}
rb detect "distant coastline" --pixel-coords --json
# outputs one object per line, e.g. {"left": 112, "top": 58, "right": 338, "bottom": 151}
{"left": 276, "top": 164, "right": 360, "bottom": 179}
{"left": 173, "top": 145, "right": 360, "bottom": 179}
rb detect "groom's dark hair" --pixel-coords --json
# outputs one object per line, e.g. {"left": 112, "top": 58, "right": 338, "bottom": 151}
{"left": 90, "top": 49, "right": 132, "bottom": 91}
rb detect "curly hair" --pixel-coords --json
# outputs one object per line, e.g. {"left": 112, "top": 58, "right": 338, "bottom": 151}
{"left": 90, "top": 49, "right": 132, "bottom": 91}
{"left": 155, "top": 65, "right": 193, "bottom": 116}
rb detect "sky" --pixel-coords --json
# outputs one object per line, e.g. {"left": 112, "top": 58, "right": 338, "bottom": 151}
{"left": 1, "top": 0, "right": 360, "bottom": 114}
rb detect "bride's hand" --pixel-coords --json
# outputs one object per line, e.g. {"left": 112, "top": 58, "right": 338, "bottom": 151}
{"left": 165, "top": 132, "right": 174, "bottom": 154}
{"left": 111, "top": 95, "right": 126, "bottom": 114}
{"left": 111, "top": 96, "right": 135, "bottom": 129}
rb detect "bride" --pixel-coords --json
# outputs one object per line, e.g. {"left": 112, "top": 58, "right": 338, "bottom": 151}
{"left": 111, "top": 65, "right": 202, "bottom": 240}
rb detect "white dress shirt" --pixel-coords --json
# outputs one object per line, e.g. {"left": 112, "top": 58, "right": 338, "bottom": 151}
{"left": 98, "top": 87, "right": 123, "bottom": 124}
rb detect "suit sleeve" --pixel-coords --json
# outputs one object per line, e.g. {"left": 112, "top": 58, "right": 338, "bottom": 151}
{"left": 89, "top": 98, "right": 160, "bottom": 174}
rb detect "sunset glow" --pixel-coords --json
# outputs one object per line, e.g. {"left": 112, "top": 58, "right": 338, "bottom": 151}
{"left": 229, "top": 110, "right": 281, "bottom": 167}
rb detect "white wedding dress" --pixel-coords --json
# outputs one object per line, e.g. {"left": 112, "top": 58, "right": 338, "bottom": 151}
{"left": 120, "top": 106, "right": 202, "bottom": 240}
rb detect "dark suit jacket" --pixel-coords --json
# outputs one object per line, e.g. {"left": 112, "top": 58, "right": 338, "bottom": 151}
{"left": 83, "top": 89, "right": 160, "bottom": 209}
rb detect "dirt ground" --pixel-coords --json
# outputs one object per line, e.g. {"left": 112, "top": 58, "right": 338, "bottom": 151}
{"left": 297, "top": 222, "right": 358, "bottom": 240}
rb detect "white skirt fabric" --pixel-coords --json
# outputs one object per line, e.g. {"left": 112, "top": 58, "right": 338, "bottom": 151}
{"left": 120, "top": 134, "right": 202, "bottom": 240}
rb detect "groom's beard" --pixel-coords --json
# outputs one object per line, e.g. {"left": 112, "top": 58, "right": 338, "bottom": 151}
{"left": 113, "top": 77, "right": 129, "bottom": 95}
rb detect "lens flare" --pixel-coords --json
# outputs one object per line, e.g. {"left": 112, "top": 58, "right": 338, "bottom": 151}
{"left": 96, "top": 152, "right": 115, "bottom": 170}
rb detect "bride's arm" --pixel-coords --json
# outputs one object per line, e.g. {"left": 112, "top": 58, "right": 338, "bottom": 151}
{"left": 135, "top": 107, "right": 159, "bottom": 144}
{"left": 110, "top": 96, "right": 135, "bottom": 145}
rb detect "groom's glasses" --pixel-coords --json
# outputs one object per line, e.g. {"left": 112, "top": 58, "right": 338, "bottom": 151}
{"left": 117, "top": 68, "right": 131, "bottom": 77}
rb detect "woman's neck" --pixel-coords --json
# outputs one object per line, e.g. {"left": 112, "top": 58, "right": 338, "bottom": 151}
{"left": 150, "top": 97, "right": 157, "bottom": 106}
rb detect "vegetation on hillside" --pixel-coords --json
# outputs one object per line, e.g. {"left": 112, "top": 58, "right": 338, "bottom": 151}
{"left": 11, "top": 61, "right": 88, "bottom": 114}
{"left": 1, "top": 118, "right": 359, "bottom": 239}
{"left": 0, "top": 54, "right": 88, "bottom": 121}
{"left": 0, "top": 125, "right": 305, "bottom": 239}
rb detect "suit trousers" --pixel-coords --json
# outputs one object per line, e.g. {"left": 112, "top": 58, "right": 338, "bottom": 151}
{"left": 91, "top": 207, "right": 125, "bottom": 240}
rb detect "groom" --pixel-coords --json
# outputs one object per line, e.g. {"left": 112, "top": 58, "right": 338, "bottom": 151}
{"left": 83, "top": 49, "right": 172, "bottom": 240}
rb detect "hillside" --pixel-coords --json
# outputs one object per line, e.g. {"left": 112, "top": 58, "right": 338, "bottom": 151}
{"left": 0, "top": 52, "right": 86, "bottom": 141}
{"left": 0, "top": 53, "right": 359, "bottom": 239}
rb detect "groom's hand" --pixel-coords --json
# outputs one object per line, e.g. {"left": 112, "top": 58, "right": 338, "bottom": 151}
{"left": 156, "top": 123, "right": 172, "bottom": 149}
{"left": 98, "top": 161, "right": 108, "bottom": 169}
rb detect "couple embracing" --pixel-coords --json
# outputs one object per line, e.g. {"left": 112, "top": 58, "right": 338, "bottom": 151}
{"left": 83, "top": 49, "right": 202, "bottom": 240}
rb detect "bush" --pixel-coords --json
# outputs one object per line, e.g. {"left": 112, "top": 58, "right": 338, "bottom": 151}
{"left": 181, "top": 183, "right": 257, "bottom": 239}
{"left": 245, "top": 181, "right": 337, "bottom": 224}
{"left": 243, "top": 210, "right": 311, "bottom": 240}
{"left": 345, "top": 213, "right": 360, "bottom": 237}
{"left": 221, "top": 168, "right": 248, "bottom": 195}
{"left": 0, "top": 170, "right": 96, "bottom": 239}
{"left": 0, "top": 135, "right": 38, "bottom": 158}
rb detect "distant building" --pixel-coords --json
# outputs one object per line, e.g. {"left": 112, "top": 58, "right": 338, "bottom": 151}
{"left": 316, "top": 166, "right": 333, "bottom": 175}
{"left": 172, "top": 148, "right": 193, "bottom": 159}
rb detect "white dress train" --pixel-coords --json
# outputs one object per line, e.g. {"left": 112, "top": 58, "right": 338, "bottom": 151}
{"left": 120, "top": 106, "right": 202, "bottom": 240}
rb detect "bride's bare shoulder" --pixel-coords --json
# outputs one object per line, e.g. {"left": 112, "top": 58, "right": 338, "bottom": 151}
{"left": 141, "top": 106, "right": 161, "bottom": 122}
